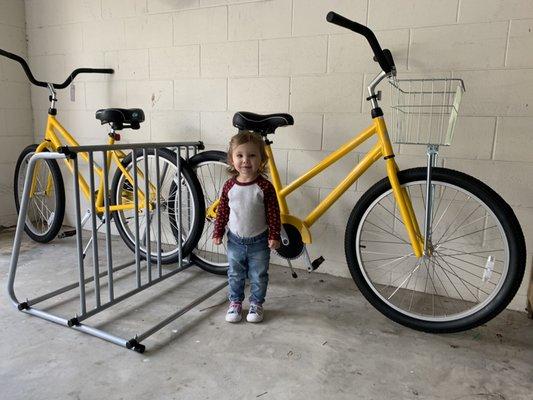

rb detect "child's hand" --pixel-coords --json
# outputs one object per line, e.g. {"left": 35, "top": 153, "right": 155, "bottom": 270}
{"left": 269, "top": 239, "right": 280, "bottom": 250}
{"left": 213, "top": 237, "right": 222, "bottom": 245}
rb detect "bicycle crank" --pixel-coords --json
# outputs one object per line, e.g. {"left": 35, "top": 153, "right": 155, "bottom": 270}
{"left": 275, "top": 223, "right": 304, "bottom": 259}
{"left": 276, "top": 223, "right": 326, "bottom": 276}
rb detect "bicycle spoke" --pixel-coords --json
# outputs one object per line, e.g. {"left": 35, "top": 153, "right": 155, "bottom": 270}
{"left": 431, "top": 259, "right": 457, "bottom": 302}
{"left": 435, "top": 201, "right": 480, "bottom": 245}
{"left": 433, "top": 253, "right": 492, "bottom": 296}
{"left": 408, "top": 264, "right": 419, "bottom": 311}
{"left": 437, "top": 245, "right": 504, "bottom": 260}
{"left": 438, "top": 225, "right": 497, "bottom": 246}
{"left": 431, "top": 187, "right": 458, "bottom": 234}
{"left": 375, "top": 202, "right": 398, "bottom": 231}
{"left": 189, "top": 158, "right": 230, "bottom": 269}
{"left": 430, "top": 186, "right": 446, "bottom": 232}
{"left": 424, "top": 259, "right": 448, "bottom": 317}
{"left": 433, "top": 255, "right": 482, "bottom": 303}
{"left": 365, "top": 252, "right": 414, "bottom": 274}
{"left": 364, "top": 220, "right": 411, "bottom": 245}
{"left": 433, "top": 193, "right": 470, "bottom": 244}
{"left": 352, "top": 175, "right": 515, "bottom": 324}
{"left": 360, "top": 239, "right": 408, "bottom": 244}
{"left": 433, "top": 255, "right": 476, "bottom": 303}
{"left": 387, "top": 259, "right": 422, "bottom": 301}
{"left": 435, "top": 251, "right": 500, "bottom": 283}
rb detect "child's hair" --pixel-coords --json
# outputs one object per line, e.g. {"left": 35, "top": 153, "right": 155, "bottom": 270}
{"left": 227, "top": 130, "right": 268, "bottom": 177}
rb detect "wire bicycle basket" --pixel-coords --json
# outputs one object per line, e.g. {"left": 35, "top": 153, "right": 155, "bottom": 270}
{"left": 388, "top": 78, "right": 465, "bottom": 146}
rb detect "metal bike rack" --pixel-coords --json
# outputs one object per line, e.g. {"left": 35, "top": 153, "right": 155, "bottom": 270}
{"left": 7, "top": 141, "right": 227, "bottom": 353}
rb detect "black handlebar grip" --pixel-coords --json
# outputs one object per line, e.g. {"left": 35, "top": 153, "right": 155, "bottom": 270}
{"left": 326, "top": 11, "right": 368, "bottom": 35}
{"left": 0, "top": 48, "right": 48, "bottom": 87}
{"left": 326, "top": 11, "right": 392, "bottom": 74}
{"left": 382, "top": 49, "right": 396, "bottom": 70}
{"left": 55, "top": 68, "right": 114, "bottom": 89}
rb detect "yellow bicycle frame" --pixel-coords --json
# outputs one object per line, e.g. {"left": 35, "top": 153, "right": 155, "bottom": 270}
{"left": 266, "top": 116, "right": 424, "bottom": 258}
{"left": 30, "top": 114, "right": 148, "bottom": 214}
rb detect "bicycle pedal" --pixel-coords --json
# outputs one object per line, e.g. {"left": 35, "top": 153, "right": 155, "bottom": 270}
{"left": 310, "top": 256, "right": 325, "bottom": 272}
{"left": 57, "top": 229, "right": 76, "bottom": 239}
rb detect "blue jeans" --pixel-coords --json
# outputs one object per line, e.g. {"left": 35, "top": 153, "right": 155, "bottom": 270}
{"left": 227, "top": 230, "right": 270, "bottom": 304}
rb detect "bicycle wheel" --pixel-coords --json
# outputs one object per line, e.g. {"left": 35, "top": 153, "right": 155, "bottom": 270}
{"left": 345, "top": 167, "right": 526, "bottom": 333}
{"left": 111, "top": 148, "right": 205, "bottom": 264}
{"left": 187, "top": 150, "right": 230, "bottom": 275}
{"left": 14, "top": 144, "right": 65, "bottom": 243}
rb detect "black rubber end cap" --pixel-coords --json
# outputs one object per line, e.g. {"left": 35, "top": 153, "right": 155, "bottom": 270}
{"left": 134, "top": 344, "right": 145, "bottom": 354}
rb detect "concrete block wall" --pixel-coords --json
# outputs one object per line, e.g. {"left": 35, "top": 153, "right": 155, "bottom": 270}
{"left": 22, "top": 0, "right": 533, "bottom": 311}
{"left": 0, "top": 0, "right": 32, "bottom": 226}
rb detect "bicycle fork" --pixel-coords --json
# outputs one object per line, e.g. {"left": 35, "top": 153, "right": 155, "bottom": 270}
{"left": 386, "top": 159, "right": 424, "bottom": 258}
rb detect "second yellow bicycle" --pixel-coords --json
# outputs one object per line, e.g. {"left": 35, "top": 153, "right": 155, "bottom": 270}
{"left": 188, "top": 12, "right": 526, "bottom": 334}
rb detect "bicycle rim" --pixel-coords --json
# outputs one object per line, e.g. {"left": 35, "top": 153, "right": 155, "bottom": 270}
{"left": 115, "top": 154, "right": 196, "bottom": 259}
{"left": 17, "top": 153, "right": 59, "bottom": 238}
{"left": 193, "top": 159, "right": 229, "bottom": 268}
{"left": 355, "top": 179, "right": 510, "bottom": 323}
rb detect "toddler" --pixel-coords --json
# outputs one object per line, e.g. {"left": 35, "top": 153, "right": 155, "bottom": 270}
{"left": 213, "top": 131, "right": 281, "bottom": 323}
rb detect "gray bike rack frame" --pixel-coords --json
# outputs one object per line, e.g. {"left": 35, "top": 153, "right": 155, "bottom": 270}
{"left": 7, "top": 141, "right": 227, "bottom": 353}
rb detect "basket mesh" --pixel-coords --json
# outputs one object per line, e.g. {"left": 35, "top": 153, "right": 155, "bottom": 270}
{"left": 389, "top": 78, "right": 465, "bottom": 146}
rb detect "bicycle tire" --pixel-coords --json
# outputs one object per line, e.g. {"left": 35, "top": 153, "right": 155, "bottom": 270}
{"left": 345, "top": 167, "right": 526, "bottom": 333}
{"left": 187, "top": 150, "right": 230, "bottom": 275}
{"left": 13, "top": 144, "right": 65, "bottom": 243}
{"left": 111, "top": 148, "right": 205, "bottom": 264}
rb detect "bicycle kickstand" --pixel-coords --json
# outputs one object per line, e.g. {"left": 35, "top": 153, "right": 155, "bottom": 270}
{"left": 286, "top": 259, "right": 298, "bottom": 279}
{"left": 78, "top": 210, "right": 105, "bottom": 259}
{"left": 57, "top": 209, "right": 92, "bottom": 239}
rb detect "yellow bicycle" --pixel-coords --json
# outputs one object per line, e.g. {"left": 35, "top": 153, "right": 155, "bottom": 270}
{"left": 1, "top": 49, "right": 205, "bottom": 264}
{"left": 189, "top": 12, "right": 526, "bottom": 333}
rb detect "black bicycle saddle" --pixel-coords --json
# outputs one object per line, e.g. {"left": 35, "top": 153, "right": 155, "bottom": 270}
{"left": 95, "top": 108, "right": 145, "bottom": 130}
{"left": 232, "top": 111, "right": 294, "bottom": 134}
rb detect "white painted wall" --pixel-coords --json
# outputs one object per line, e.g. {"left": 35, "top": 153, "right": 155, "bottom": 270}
{"left": 0, "top": 0, "right": 32, "bottom": 226}
{"left": 22, "top": 0, "right": 533, "bottom": 311}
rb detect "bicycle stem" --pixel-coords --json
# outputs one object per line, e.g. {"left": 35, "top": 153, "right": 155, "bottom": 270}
{"left": 47, "top": 83, "right": 57, "bottom": 111}
{"left": 367, "top": 70, "right": 388, "bottom": 109}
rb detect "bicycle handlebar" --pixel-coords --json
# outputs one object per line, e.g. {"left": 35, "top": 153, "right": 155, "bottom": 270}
{"left": 0, "top": 48, "right": 113, "bottom": 89}
{"left": 326, "top": 11, "right": 394, "bottom": 74}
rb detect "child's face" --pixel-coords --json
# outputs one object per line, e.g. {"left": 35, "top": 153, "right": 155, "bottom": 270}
{"left": 231, "top": 142, "right": 262, "bottom": 180}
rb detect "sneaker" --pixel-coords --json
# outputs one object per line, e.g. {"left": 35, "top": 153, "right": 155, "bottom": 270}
{"left": 225, "top": 301, "right": 242, "bottom": 323}
{"left": 246, "top": 303, "right": 264, "bottom": 323}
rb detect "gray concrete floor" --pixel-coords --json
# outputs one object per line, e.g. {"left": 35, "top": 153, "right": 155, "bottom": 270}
{"left": 1, "top": 227, "right": 532, "bottom": 400}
